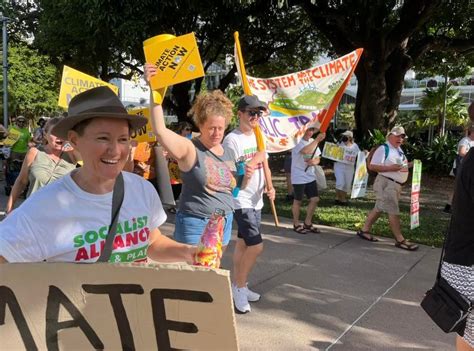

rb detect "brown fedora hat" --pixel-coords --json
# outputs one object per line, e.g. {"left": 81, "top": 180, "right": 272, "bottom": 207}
{"left": 52, "top": 86, "right": 148, "bottom": 139}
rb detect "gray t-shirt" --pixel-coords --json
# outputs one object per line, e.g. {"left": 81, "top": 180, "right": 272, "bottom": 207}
{"left": 179, "top": 139, "right": 236, "bottom": 217}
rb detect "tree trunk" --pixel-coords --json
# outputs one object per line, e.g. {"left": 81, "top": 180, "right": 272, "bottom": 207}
{"left": 353, "top": 56, "right": 388, "bottom": 138}
{"left": 170, "top": 81, "right": 193, "bottom": 123}
{"left": 353, "top": 51, "right": 411, "bottom": 138}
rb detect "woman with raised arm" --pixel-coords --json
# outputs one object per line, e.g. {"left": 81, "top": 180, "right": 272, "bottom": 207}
{"left": 145, "top": 63, "right": 238, "bottom": 248}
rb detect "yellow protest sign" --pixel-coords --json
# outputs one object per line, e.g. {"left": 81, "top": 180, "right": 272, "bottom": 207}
{"left": 58, "top": 66, "right": 119, "bottom": 108}
{"left": 129, "top": 108, "right": 156, "bottom": 143}
{"left": 3, "top": 128, "right": 22, "bottom": 146}
{"left": 143, "top": 33, "right": 205, "bottom": 90}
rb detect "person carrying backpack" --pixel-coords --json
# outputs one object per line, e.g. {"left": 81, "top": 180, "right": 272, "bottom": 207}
{"left": 356, "top": 126, "right": 418, "bottom": 251}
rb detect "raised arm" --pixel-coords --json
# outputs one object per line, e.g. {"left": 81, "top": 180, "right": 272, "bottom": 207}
{"left": 300, "top": 132, "right": 326, "bottom": 155}
{"left": 144, "top": 63, "right": 197, "bottom": 172}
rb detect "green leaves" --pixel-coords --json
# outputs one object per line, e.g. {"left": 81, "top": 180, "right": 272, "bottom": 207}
{"left": 0, "top": 43, "right": 60, "bottom": 118}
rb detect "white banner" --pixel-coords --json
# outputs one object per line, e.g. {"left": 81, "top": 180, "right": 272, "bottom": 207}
{"left": 351, "top": 152, "right": 369, "bottom": 199}
{"left": 241, "top": 49, "right": 363, "bottom": 152}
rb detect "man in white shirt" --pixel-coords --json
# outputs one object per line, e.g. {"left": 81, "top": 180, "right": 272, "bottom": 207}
{"left": 223, "top": 95, "right": 275, "bottom": 314}
{"left": 290, "top": 122, "right": 325, "bottom": 234}
{"left": 357, "top": 126, "right": 418, "bottom": 251}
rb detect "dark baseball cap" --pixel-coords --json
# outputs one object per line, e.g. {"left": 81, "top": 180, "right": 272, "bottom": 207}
{"left": 237, "top": 95, "right": 267, "bottom": 111}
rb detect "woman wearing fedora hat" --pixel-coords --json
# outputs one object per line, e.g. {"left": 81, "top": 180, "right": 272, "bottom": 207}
{"left": 0, "top": 86, "right": 195, "bottom": 264}
{"left": 145, "top": 63, "right": 237, "bottom": 250}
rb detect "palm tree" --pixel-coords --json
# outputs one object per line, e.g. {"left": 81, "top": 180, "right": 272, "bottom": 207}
{"left": 419, "top": 82, "right": 468, "bottom": 134}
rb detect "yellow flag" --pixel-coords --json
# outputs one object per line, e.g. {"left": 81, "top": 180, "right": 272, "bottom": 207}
{"left": 3, "top": 128, "right": 22, "bottom": 146}
{"left": 143, "top": 32, "right": 204, "bottom": 90}
{"left": 128, "top": 107, "right": 156, "bottom": 143}
{"left": 58, "top": 66, "right": 119, "bottom": 108}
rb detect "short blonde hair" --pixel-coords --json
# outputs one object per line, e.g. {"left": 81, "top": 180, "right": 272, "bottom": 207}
{"left": 188, "top": 90, "right": 233, "bottom": 127}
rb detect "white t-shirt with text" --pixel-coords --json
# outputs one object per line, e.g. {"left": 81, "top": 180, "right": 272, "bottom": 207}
{"left": 223, "top": 129, "right": 265, "bottom": 210}
{"left": 0, "top": 171, "right": 166, "bottom": 263}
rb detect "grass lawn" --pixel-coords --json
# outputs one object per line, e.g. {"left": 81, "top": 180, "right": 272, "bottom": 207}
{"left": 262, "top": 172, "right": 451, "bottom": 248}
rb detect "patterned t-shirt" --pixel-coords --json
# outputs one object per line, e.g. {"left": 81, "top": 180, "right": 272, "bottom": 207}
{"left": 0, "top": 171, "right": 166, "bottom": 263}
{"left": 179, "top": 138, "right": 236, "bottom": 217}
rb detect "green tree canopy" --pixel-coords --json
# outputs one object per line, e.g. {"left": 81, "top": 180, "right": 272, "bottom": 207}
{"left": 16, "top": 0, "right": 323, "bottom": 121}
{"left": 0, "top": 42, "right": 60, "bottom": 119}
{"left": 294, "top": 0, "right": 473, "bottom": 137}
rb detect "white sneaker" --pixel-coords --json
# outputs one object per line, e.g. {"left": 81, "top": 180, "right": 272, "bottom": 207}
{"left": 245, "top": 283, "right": 261, "bottom": 302}
{"left": 232, "top": 285, "right": 251, "bottom": 314}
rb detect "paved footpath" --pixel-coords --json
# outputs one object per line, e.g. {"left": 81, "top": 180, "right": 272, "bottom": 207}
{"left": 160, "top": 213, "right": 454, "bottom": 351}
{"left": 1, "top": 184, "right": 454, "bottom": 350}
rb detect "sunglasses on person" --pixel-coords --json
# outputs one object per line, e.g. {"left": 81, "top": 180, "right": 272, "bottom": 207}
{"left": 245, "top": 110, "right": 263, "bottom": 118}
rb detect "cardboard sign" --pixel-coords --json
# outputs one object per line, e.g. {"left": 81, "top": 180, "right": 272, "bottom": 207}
{"left": 410, "top": 159, "right": 422, "bottom": 229}
{"left": 351, "top": 151, "right": 369, "bottom": 199}
{"left": 240, "top": 49, "right": 363, "bottom": 152}
{"left": 144, "top": 33, "right": 205, "bottom": 90}
{"left": 58, "top": 66, "right": 119, "bottom": 108}
{"left": 0, "top": 263, "right": 238, "bottom": 350}
{"left": 129, "top": 107, "right": 156, "bottom": 143}
{"left": 322, "top": 142, "right": 357, "bottom": 164}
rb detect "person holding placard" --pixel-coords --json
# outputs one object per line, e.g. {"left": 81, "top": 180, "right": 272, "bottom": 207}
{"left": 334, "top": 130, "right": 360, "bottom": 205}
{"left": 0, "top": 87, "right": 195, "bottom": 264}
{"left": 290, "top": 122, "right": 326, "bottom": 234}
{"left": 357, "top": 126, "right": 418, "bottom": 251}
{"left": 145, "top": 63, "right": 236, "bottom": 250}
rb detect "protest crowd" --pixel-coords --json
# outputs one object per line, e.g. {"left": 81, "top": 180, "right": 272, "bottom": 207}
{"left": 0, "top": 37, "right": 472, "bottom": 351}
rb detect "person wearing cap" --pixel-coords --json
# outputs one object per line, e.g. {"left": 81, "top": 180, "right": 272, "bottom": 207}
{"left": 7, "top": 115, "right": 31, "bottom": 161}
{"left": 223, "top": 94, "right": 274, "bottom": 314}
{"left": 334, "top": 130, "right": 360, "bottom": 205}
{"left": 144, "top": 64, "right": 236, "bottom": 252}
{"left": 291, "top": 122, "right": 326, "bottom": 234}
{"left": 357, "top": 126, "right": 418, "bottom": 251}
{"left": 0, "top": 86, "right": 195, "bottom": 264}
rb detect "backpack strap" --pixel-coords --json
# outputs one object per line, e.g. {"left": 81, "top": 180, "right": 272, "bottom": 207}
{"left": 383, "top": 143, "right": 389, "bottom": 163}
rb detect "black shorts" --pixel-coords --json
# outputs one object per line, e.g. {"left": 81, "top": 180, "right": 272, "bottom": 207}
{"left": 234, "top": 208, "right": 262, "bottom": 246}
{"left": 292, "top": 181, "right": 318, "bottom": 201}
{"left": 284, "top": 153, "right": 292, "bottom": 173}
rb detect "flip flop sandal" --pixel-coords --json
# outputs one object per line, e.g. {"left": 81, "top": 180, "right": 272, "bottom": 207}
{"left": 356, "top": 230, "right": 379, "bottom": 242}
{"left": 395, "top": 239, "right": 418, "bottom": 251}
{"left": 303, "top": 223, "right": 321, "bottom": 233}
{"left": 293, "top": 224, "right": 310, "bottom": 234}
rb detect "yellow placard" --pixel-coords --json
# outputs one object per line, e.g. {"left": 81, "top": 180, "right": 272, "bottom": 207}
{"left": 129, "top": 107, "right": 156, "bottom": 143}
{"left": 143, "top": 32, "right": 205, "bottom": 90}
{"left": 3, "top": 128, "right": 22, "bottom": 146}
{"left": 58, "top": 66, "right": 119, "bottom": 108}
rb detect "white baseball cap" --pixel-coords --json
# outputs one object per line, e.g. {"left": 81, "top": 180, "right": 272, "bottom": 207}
{"left": 341, "top": 130, "right": 353, "bottom": 138}
{"left": 387, "top": 126, "right": 406, "bottom": 137}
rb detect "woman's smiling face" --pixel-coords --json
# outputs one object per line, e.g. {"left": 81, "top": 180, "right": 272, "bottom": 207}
{"left": 69, "top": 118, "right": 130, "bottom": 181}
